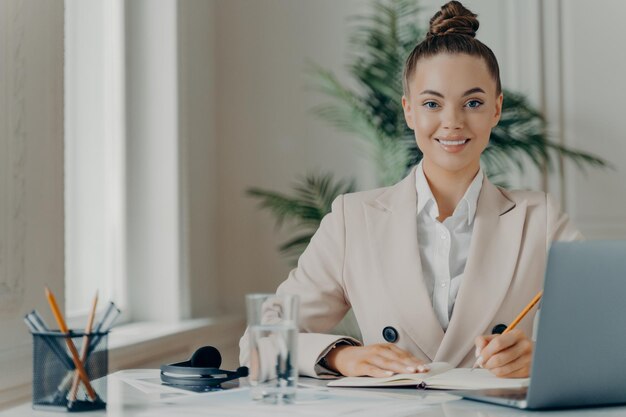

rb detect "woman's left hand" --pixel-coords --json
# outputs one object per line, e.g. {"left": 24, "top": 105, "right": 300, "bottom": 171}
{"left": 474, "top": 329, "right": 533, "bottom": 378}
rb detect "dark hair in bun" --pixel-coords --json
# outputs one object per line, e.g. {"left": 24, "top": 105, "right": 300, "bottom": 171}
{"left": 403, "top": 1, "right": 501, "bottom": 96}
{"left": 428, "top": 0, "right": 479, "bottom": 38}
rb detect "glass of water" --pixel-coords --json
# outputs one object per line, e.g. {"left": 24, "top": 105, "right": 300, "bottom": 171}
{"left": 246, "top": 293, "right": 299, "bottom": 404}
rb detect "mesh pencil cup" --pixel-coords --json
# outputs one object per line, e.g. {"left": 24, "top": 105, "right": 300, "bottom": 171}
{"left": 31, "top": 330, "right": 108, "bottom": 412}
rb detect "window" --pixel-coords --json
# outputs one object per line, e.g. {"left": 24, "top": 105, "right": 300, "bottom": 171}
{"left": 65, "top": 0, "right": 126, "bottom": 320}
{"left": 65, "top": 0, "right": 192, "bottom": 323}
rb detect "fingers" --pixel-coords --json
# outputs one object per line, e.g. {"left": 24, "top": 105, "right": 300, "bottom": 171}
{"left": 474, "top": 334, "right": 496, "bottom": 357}
{"left": 483, "top": 337, "right": 532, "bottom": 369}
{"left": 368, "top": 353, "right": 425, "bottom": 375}
{"left": 359, "top": 363, "right": 397, "bottom": 378}
{"left": 366, "top": 344, "right": 427, "bottom": 375}
{"left": 486, "top": 353, "right": 532, "bottom": 378}
{"left": 383, "top": 344, "right": 428, "bottom": 372}
{"left": 473, "top": 334, "right": 497, "bottom": 367}
{"left": 479, "top": 329, "right": 528, "bottom": 365}
{"left": 331, "top": 343, "right": 428, "bottom": 377}
{"left": 476, "top": 329, "right": 533, "bottom": 378}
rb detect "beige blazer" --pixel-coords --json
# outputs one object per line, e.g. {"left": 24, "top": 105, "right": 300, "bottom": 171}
{"left": 239, "top": 167, "right": 582, "bottom": 377}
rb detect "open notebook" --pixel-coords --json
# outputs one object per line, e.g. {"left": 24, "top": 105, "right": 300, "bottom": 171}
{"left": 327, "top": 362, "right": 529, "bottom": 390}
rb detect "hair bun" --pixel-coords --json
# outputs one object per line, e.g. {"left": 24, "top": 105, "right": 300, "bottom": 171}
{"left": 427, "top": 1, "right": 479, "bottom": 38}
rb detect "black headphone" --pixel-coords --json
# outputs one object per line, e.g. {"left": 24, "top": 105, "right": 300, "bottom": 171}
{"left": 160, "top": 346, "right": 249, "bottom": 390}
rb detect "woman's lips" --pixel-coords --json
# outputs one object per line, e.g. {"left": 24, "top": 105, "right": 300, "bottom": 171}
{"left": 435, "top": 138, "right": 470, "bottom": 153}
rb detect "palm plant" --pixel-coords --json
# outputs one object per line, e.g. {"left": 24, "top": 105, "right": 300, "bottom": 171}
{"left": 247, "top": 174, "right": 356, "bottom": 265}
{"left": 248, "top": 0, "right": 608, "bottom": 264}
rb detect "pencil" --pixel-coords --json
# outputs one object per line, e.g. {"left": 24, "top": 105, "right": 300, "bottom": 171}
{"left": 69, "top": 291, "right": 98, "bottom": 402}
{"left": 471, "top": 290, "right": 543, "bottom": 371}
{"left": 44, "top": 287, "right": 97, "bottom": 400}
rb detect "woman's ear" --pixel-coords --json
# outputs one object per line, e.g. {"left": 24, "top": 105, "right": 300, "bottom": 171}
{"left": 492, "top": 93, "right": 504, "bottom": 127}
{"left": 402, "top": 95, "right": 415, "bottom": 130}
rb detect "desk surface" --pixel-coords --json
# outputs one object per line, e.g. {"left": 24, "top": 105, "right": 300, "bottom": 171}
{"left": 3, "top": 370, "right": 626, "bottom": 417}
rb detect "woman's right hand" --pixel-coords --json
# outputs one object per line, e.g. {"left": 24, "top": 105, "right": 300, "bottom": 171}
{"left": 324, "top": 343, "right": 429, "bottom": 377}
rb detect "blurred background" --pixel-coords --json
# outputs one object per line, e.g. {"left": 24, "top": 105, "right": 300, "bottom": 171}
{"left": 0, "top": 0, "right": 624, "bottom": 408}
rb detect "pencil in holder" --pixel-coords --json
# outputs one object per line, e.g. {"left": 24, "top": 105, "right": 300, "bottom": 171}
{"left": 31, "top": 330, "right": 108, "bottom": 412}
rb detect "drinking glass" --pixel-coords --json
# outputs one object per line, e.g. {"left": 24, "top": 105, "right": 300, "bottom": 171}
{"left": 246, "top": 293, "right": 299, "bottom": 404}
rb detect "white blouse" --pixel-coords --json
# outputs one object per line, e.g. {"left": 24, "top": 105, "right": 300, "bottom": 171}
{"left": 415, "top": 162, "right": 484, "bottom": 331}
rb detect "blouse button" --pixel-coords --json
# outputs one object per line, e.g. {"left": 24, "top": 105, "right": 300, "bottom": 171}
{"left": 382, "top": 326, "right": 399, "bottom": 343}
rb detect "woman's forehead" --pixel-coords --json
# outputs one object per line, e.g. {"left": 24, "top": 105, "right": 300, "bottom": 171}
{"left": 410, "top": 53, "right": 496, "bottom": 96}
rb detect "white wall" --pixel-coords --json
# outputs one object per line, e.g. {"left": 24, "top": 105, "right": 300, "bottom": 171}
{"left": 213, "top": 0, "right": 626, "bottom": 316}
{"left": 178, "top": 0, "right": 221, "bottom": 318}
{"left": 560, "top": 1, "right": 626, "bottom": 238}
{"left": 214, "top": 0, "right": 379, "bottom": 315}
{"left": 0, "top": 0, "right": 64, "bottom": 408}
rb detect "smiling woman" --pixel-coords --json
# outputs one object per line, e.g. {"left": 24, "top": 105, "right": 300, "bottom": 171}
{"left": 239, "top": 0, "right": 583, "bottom": 382}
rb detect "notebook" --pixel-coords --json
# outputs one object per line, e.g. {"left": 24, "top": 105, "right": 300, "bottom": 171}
{"left": 327, "top": 362, "right": 529, "bottom": 390}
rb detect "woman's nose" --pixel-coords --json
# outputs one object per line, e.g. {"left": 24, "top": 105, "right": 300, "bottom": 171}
{"left": 441, "top": 107, "right": 463, "bottom": 129}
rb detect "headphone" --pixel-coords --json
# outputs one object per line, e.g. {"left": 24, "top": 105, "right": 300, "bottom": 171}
{"left": 160, "top": 346, "right": 249, "bottom": 390}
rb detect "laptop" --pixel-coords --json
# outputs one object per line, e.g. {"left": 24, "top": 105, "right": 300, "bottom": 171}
{"left": 456, "top": 240, "right": 626, "bottom": 410}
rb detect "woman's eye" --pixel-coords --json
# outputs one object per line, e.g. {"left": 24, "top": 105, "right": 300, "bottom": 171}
{"left": 423, "top": 101, "right": 439, "bottom": 109}
{"left": 465, "top": 99, "right": 483, "bottom": 108}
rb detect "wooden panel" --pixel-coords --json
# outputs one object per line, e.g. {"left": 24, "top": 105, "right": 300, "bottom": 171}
{"left": 0, "top": 0, "right": 26, "bottom": 312}
{"left": 0, "top": 0, "right": 64, "bottom": 408}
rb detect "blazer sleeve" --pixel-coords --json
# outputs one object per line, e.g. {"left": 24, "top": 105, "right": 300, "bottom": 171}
{"left": 239, "top": 195, "right": 362, "bottom": 378}
{"left": 546, "top": 193, "right": 584, "bottom": 244}
{"left": 532, "top": 193, "right": 584, "bottom": 340}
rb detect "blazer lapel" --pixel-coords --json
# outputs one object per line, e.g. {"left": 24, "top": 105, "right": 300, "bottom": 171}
{"left": 363, "top": 168, "right": 444, "bottom": 360}
{"left": 434, "top": 177, "right": 527, "bottom": 366}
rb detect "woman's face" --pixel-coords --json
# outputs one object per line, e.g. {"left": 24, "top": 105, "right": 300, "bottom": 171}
{"left": 402, "top": 53, "right": 503, "bottom": 177}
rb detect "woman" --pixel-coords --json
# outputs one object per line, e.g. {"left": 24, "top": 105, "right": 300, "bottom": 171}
{"left": 240, "top": 0, "right": 581, "bottom": 379}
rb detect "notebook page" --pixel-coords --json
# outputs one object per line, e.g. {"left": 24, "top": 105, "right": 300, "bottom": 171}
{"left": 424, "top": 368, "right": 529, "bottom": 390}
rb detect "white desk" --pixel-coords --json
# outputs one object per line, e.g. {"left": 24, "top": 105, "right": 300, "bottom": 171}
{"left": 3, "top": 370, "right": 626, "bottom": 417}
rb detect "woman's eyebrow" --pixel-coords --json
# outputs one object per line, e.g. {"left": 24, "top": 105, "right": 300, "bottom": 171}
{"left": 419, "top": 87, "right": 486, "bottom": 97}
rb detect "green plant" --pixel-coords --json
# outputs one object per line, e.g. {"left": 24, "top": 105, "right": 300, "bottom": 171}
{"left": 247, "top": 174, "right": 356, "bottom": 265}
{"left": 248, "top": 0, "right": 608, "bottom": 263}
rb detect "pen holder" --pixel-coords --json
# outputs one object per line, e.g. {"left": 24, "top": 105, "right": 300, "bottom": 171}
{"left": 31, "top": 330, "right": 108, "bottom": 412}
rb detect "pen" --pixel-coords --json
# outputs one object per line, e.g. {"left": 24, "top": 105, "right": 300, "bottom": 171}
{"left": 25, "top": 313, "right": 77, "bottom": 403}
{"left": 30, "top": 310, "right": 72, "bottom": 359}
{"left": 87, "top": 302, "right": 121, "bottom": 354}
{"left": 45, "top": 287, "right": 98, "bottom": 401}
{"left": 92, "top": 301, "right": 116, "bottom": 335}
{"left": 471, "top": 290, "right": 543, "bottom": 371}
{"left": 24, "top": 312, "right": 74, "bottom": 371}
